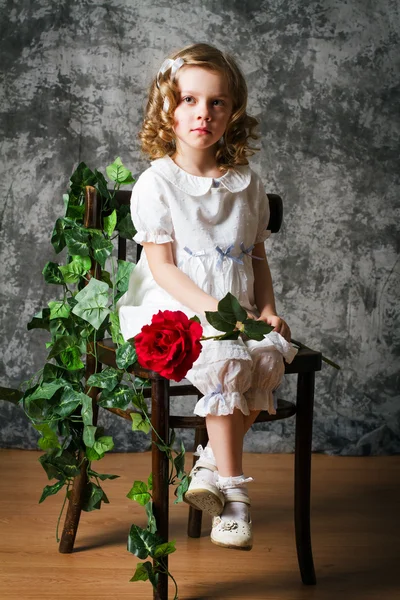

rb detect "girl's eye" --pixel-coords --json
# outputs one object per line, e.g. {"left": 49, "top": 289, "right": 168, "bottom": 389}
{"left": 213, "top": 99, "right": 225, "bottom": 106}
{"left": 183, "top": 96, "right": 195, "bottom": 103}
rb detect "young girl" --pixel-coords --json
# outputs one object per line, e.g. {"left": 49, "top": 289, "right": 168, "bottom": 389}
{"left": 117, "top": 43, "right": 297, "bottom": 551}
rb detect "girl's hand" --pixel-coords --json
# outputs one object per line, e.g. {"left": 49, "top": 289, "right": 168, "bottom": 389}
{"left": 258, "top": 314, "right": 291, "bottom": 342}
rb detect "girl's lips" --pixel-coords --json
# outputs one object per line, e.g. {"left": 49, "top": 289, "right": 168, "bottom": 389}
{"left": 193, "top": 128, "right": 211, "bottom": 134}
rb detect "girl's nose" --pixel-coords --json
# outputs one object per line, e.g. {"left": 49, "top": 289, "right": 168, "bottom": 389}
{"left": 197, "top": 102, "right": 211, "bottom": 120}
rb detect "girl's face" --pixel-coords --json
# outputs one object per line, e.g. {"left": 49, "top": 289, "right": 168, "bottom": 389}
{"left": 173, "top": 66, "right": 233, "bottom": 155}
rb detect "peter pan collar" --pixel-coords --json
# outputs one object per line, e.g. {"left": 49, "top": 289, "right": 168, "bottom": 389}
{"left": 150, "top": 155, "right": 251, "bottom": 196}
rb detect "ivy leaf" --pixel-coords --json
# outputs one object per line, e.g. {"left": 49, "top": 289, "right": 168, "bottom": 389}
{"left": 70, "top": 161, "right": 97, "bottom": 190}
{"left": 153, "top": 541, "right": 176, "bottom": 558}
{"left": 93, "top": 436, "right": 114, "bottom": 455}
{"left": 81, "top": 393, "right": 93, "bottom": 425}
{"left": 72, "top": 277, "right": 110, "bottom": 330}
{"left": 58, "top": 255, "right": 91, "bottom": 284}
{"left": 116, "top": 212, "right": 136, "bottom": 240}
{"left": 127, "top": 524, "right": 163, "bottom": 560}
{"left": 116, "top": 342, "right": 137, "bottom": 369}
{"left": 94, "top": 169, "right": 112, "bottom": 202}
{"left": 147, "top": 473, "right": 153, "bottom": 491}
{"left": 98, "top": 384, "right": 136, "bottom": 410}
{"left": 87, "top": 469, "right": 120, "bottom": 481}
{"left": 42, "top": 363, "right": 84, "bottom": 384}
{"left": 115, "top": 260, "right": 134, "bottom": 293}
{"left": 131, "top": 412, "right": 151, "bottom": 435}
{"left": 27, "top": 308, "right": 51, "bottom": 331}
{"left": 126, "top": 480, "right": 151, "bottom": 506}
{"left": 173, "top": 441, "right": 186, "bottom": 479}
{"left": 80, "top": 481, "right": 105, "bottom": 512}
{"left": 174, "top": 474, "right": 190, "bottom": 504}
{"left": 103, "top": 209, "right": 117, "bottom": 236}
{"left": 51, "top": 218, "right": 68, "bottom": 253}
{"left": 53, "top": 388, "right": 87, "bottom": 418}
{"left": 48, "top": 301, "right": 71, "bottom": 320}
{"left": 130, "top": 561, "right": 152, "bottom": 583}
{"left": 145, "top": 501, "right": 157, "bottom": 533}
{"left": 109, "top": 311, "right": 125, "bottom": 344}
{"left": 106, "top": 157, "right": 135, "bottom": 184}
{"left": 39, "top": 449, "right": 80, "bottom": 480}
{"left": 101, "top": 269, "right": 113, "bottom": 288}
{"left": 83, "top": 424, "right": 97, "bottom": 447}
{"left": 39, "top": 479, "right": 66, "bottom": 503}
{"left": 24, "top": 379, "right": 67, "bottom": 402}
{"left": 64, "top": 227, "right": 90, "bottom": 257}
{"left": 42, "top": 262, "right": 64, "bottom": 285}
{"left": 91, "top": 231, "right": 114, "bottom": 269}
{"left": 59, "top": 346, "right": 85, "bottom": 371}
{"left": 87, "top": 366, "right": 121, "bottom": 392}
{"left": 34, "top": 423, "right": 61, "bottom": 450}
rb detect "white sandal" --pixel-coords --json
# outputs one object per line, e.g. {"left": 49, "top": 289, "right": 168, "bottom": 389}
{"left": 183, "top": 446, "right": 225, "bottom": 516}
{"left": 210, "top": 491, "right": 253, "bottom": 551}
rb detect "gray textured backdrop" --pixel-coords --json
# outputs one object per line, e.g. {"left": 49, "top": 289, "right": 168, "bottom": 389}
{"left": 1, "top": 0, "right": 399, "bottom": 455}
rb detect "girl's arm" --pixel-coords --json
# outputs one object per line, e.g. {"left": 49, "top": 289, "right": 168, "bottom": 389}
{"left": 142, "top": 241, "right": 219, "bottom": 315}
{"left": 252, "top": 242, "right": 291, "bottom": 341}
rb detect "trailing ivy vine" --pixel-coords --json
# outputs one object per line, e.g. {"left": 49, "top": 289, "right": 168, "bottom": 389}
{"left": 21, "top": 158, "right": 188, "bottom": 598}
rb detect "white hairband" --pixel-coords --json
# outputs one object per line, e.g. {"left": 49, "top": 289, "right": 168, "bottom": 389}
{"left": 156, "top": 57, "right": 185, "bottom": 112}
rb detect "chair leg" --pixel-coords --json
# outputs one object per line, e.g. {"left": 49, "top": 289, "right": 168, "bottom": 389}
{"left": 187, "top": 425, "right": 209, "bottom": 538}
{"left": 59, "top": 355, "right": 100, "bottom": 553}
{"left": 294, "top": 371, "right": 317, "bottom": 585}
{"left": 151, "top": 378, "right": 170, "bottom": 600}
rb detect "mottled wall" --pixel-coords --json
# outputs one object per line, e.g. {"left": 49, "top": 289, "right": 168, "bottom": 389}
{"left": 1, "top": 0, "right": 399, "bottom": 454}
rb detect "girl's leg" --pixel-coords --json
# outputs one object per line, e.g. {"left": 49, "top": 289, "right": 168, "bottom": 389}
{"left": 205, "top": 409, "right": 245, "bottom": 477}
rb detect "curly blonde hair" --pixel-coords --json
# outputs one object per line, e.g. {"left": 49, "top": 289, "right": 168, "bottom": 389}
{"left": 139, "top": 43, "right": 260, "bottom": 171}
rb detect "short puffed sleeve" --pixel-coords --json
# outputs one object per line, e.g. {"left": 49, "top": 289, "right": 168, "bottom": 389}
{"left": 254, "top": 174, "right": 272, "bottom": 244}
{"left": 131, "top": 171, "right": 174, "bottom": 244}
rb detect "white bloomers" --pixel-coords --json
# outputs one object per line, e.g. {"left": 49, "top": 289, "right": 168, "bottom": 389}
{"left": 186, "top": 331, "right": 294, "bottom": 417}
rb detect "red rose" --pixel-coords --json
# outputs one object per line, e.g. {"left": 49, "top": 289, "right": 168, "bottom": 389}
{"left": 134, "top": 310, "right": 203, "bottom": 382}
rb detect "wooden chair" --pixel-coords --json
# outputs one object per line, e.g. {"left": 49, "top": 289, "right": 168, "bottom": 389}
{"left": 59, "top": 186, "right": 321, "bottom": 600}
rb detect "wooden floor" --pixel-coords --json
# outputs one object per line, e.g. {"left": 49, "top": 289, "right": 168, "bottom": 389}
{"left": 0, "top": 449, "right": 399, "bottom": 600}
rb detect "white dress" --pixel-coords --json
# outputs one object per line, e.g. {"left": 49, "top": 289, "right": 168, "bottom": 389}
{"left": 117, "top": 155, "right": 297, "bottom": 416}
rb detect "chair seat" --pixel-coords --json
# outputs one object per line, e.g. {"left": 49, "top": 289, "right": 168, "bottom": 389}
{"left": 96, "top": 338, "right": 300, "bottom": 426}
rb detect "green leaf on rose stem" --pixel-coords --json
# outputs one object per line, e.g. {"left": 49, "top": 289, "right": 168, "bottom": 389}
{"left": 87, "top": 469, "right": 120, "bottom": 481}
{"left": 64, "top": 227, "right": 90, "bottom": 257}
{"left": 90, "top": 231, "right": 114, "bottom": 269}
{"left": 127, "top": 524, "right": 163, "bottom": 560}
{"left": 243, "top": 319, "right": 274, "bottom": 341}
{"left": 204, "top": 310, "right": 236, "bottom": 333}
{"left": 145, "top": 500, "right": 157, "bottom": 533}
{"left": 115, "top": 259, "right": 135, "bottom": 293}
{"left": 87, "top": 366, "right": 121, "bottom": 392}
{"left": 58, "top": 255, "right": 91, "bottom": 284}
{"left": 34, "top": 423, "right": 61, "bottom": 450}
{"left": 174, "top": 474, "right": 190, "bottom": 504}
{"left": 153, "top": 540, "right": 177, "bottom": 558}
{"left": 83, "top": 424, "right": 97, "bottom": 447}
{"left": 42, "top": 262, "right": 64, "bottom": 285}
{"left": 101, "top": 269, "right": 113, "bottom": 288}
{"left": 27, "top": 308, "right": 51, "bottom": 331}
{"left": 217, "top": 330, "right": 240, "bottom": 341}
{"left": 190, "top": 315, "right": 201, "bottom": 324}
{"left": 103, "top": 209, "right": 117, "bottom": 236}
{"left": 130, "top": 412, "right": 151, "bottom": 435}
{"left": 106, "top": 157, "right": 135, "bottom": 185}
{"left": 72, "top": 277, "right": 110, "bottom": 330}
{"left": 116, "top": 342, "right": 137, "bottom": 369}
{"left": 218, "top": 292, "right": 247, "bottom": 324}
{"left": 116, "top": 211, "right": 136, "bottom": 240}
{"left": 39, "top": 478, "right": 66, "bottom": 503}
{"left": 97, "top": 384, "right": 136, "bottom": 410}
{"left": 126, "top": 480, "right": 151, "bottom": 506}
{"left": 48, "top": 300, "right": 71, "bottom": 320}
{"left": 93, "top": 436, "right": 114, "bottom": 455}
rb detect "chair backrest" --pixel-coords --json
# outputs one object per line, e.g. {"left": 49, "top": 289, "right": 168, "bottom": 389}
{"left": 85, "top": 187, "right": 283, "bottom": 263}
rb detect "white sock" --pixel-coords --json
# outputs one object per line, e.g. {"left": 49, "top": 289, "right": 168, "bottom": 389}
{"left": 218, "top": 474, "right": 251, "bottom": 522}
